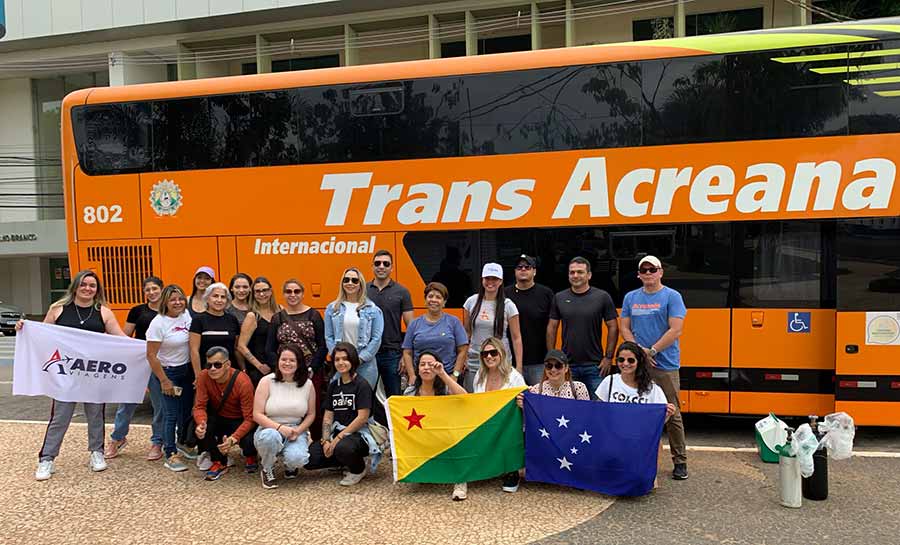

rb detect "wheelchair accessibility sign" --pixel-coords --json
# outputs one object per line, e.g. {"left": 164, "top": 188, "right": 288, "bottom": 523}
{"left": 787, "top": 312, "right": 811, "bottom": 333}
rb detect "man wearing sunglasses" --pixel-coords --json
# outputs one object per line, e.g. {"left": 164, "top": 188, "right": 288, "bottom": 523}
{"left": 367, "top": 249, "right": 414, "bottom": 397}
{"left": 505, "top": 255, "right": 555, "bottom": 386}
{"left": 193, "top": 346, "right": 258, "bottom": 481}
{"left": 620, "top": 255, "right": 688, "bottom": 481}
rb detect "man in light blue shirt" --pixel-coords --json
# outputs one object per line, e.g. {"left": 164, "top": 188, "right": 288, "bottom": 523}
{"left": 621, "top": 255, "right": 688, "bottom": 481}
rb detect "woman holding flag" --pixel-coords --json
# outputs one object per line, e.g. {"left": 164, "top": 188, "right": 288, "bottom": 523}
{"left": 472, "top": 337, "right": 526, "bottom": 495}
{"left": 404, "top": 350, "right": 467, "bottom": 500}
{"left": 19, "top": 270, "right": 127, "bottom": 481}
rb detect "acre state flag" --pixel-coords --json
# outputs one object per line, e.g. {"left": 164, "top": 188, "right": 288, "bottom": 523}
{"left": 386, "top": 388, "right": 525, "bottom": 483}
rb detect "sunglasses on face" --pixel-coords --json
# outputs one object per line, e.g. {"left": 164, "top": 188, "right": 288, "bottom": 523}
{"left": 284, "top": 289, "right": 302, "bottom": 295}
{"left": 481, "top": 349, "right": 500, "bottom": 358}
{"left": 544, "top": 361, "right": 565, "bottom": 370}
{"left": 373, "top": 260, "right": 391, "bottom": 268}
{"left": 617, "top": 356, "right": 637, "bottom": 364}
{"left": 254, "top": 288, "right": 271, "bottom": 294}
{"left": 639, "top": 267, "right": 659, "bottom": 274}
{"left": 342, "top": 277, "right": 360, "bottom": 285}
{"left": 209, "top": 360, "right": 228, "bottom": 369}
{"left": 515, "top": 265, "right": 533, "bottom": 270}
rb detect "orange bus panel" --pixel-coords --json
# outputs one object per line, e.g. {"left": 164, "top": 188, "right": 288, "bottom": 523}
{"left": 74, "top": 168, "right": 142, "bottom": 240}
{"left": 836, "top": 312, "right": 899, "bottom": 376}
{"left": 689, "top": 390, "right": 728, "bottom": 414}
{"left": 680, "top": 309, "right": 729, "bottom": 368}
{"left": 731, "top": 392, "right": 833, "bottom": 417}
{"left": 158, "top": 238, "right": 220, "bottom": 295}
{"left": 835, "top": 401, "right": 900, "bottom": 426}
{"left": 732, "top": 309, "right": 835, "bottom": 370}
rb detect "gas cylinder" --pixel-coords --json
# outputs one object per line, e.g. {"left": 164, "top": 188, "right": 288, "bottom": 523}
{"left": 779, "top": 427, "right": 802, "bottom": 508}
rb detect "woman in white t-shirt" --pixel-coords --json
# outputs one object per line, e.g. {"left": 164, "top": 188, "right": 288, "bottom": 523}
{"left": 472, "top": 337, "right": 526, "bottom": 495}
{"left": 145, "top": 284, "right": 194, "bottom": 472}
{"left": 596, "top": 341, "right": 675, "bottom": 490}
{"left": 462, "top": 263, "right": 523, "bottom": 392}
{"left": 253, "top": 344, "right": 316, "bottom": 489}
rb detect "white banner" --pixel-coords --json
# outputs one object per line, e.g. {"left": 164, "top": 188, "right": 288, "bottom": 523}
{"left": 13, "top": 321, "right": 151, "bottom": 403}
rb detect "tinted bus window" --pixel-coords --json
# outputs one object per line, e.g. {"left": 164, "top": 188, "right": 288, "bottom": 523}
{"left": 152, "top": 98, "right": 214, "bottom": 170}
{"left": 837, "top": 218, "right": 900, "bottom": 311}
{"left": 848, "top": 40, "right": 900, "bottom": 135}
{"left": 404, "top": 223, "right": 731, "bottom": 308}
{"left": 72, "top": 103, "right": 151, "bottom": 174}
{"left": 735, "top": 221, "right": 831, "bottom": 308}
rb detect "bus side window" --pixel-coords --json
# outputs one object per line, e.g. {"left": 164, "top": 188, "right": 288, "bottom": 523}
{"left": 837, "top": 219, "right": 900, "bottom": 311}
{"left": 73, "top": 103, "right": 151, "bottom": 175}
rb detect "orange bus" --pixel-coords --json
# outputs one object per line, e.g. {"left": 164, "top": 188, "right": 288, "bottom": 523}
{"left": 62, "top": 19, "right": 900, "bottom": 425}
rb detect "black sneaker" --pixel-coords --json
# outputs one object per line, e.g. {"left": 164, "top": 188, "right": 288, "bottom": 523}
{"left": 501, "top": 472, "right": 520, "bottom": 493}
{"left": 260, "top": 467, "right": 278, "bottom": 489}
{"left": 672, "top": 463, "right": 688, "bottom": 480}
{"left": 284, "top": 468, "right": 299, "bottom": 480}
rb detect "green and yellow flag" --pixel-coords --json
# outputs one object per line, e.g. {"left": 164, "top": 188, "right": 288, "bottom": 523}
{"left": 386, "top": 388, "right": 525, "bottom": 483}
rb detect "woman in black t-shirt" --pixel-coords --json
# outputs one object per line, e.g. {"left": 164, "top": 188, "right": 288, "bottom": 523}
{"left": 238, "top": 276, "right": 281, "bottom": 387}
{"left": 189, "top": 282, "right": 243, "bottom": 372}
{"left": 107, "top": 275, "right": 166, "bottom": 461}
{"left": 16, "top": 270, "right": 127, "bottom": 481}
{"left": 304, "top": 342, "right": 376, "bottom": 486}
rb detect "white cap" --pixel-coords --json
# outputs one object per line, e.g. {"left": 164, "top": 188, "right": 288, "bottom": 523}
{"left": 638, "top": 255, "right": 662, "bottom": 268}
{"left": 481, "top": 263, "right": 503, "bottom": 278}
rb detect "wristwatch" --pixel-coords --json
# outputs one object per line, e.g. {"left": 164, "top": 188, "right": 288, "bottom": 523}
{"left": 649, "top": 347, "right": 658, "bottom": 357}
{"left": 452, "top": 370, "right": 461, "bottom": 378}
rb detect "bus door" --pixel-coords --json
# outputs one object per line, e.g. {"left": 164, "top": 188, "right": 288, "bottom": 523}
{"left": 729, "top": 221, "right": 835, "bottom": 418}
{"left": 835, "top": 219, "right": 900, "bottom": 426}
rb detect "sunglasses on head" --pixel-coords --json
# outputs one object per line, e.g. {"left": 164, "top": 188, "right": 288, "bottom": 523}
{"left": 284, "top": 288, "right": 302, "bottom": 295}
{"left": 544, "top": 361, "right": 565, "bottom": 370}
{"left": 481, "top": 349, "right": 500, "bottom": 358}
{"left": 373, "top": 260, "right": 391, "bottom": 268}
{"left": 639, "top": 267, "right": 659, "bottom": 274}
{"left": 342, "top": 277, "right": 360, "bottom": 285}
{"left": 209, "top": 360, "right": 228, "bottom": 369}
{"left": 617, "top": 356, "right": 637, "bottom": 364}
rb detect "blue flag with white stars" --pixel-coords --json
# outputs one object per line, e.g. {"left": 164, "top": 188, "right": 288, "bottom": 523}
{"left": 523, "top": 391, "right": 666, "bottom": 497}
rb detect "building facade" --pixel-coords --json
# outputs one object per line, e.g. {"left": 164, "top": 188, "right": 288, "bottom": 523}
{"left": 0, "top": 0, "right": 814, "bottom": 314}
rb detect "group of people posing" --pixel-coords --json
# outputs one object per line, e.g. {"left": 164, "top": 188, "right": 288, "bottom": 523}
{"left": 24, "top": 249, "right": 689, "bottom": 497}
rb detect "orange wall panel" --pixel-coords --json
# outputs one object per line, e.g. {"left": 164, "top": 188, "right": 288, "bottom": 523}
{"left": 836, "top": 312, "right": 900, "bottom": 376}
{"left": 731, "top": 392, "right": 833, "bottom": 417}
{"left": 732, "top": 309, "right": 835, "bottom": 370}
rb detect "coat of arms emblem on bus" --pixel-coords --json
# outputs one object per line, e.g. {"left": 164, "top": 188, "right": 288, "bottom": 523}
{"left": 149, "top": 180, "right": 182, "bottom": 216}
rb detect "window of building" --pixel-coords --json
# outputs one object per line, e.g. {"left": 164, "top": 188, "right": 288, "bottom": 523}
{"left": 441, "top": 34, "right": 531, "bottom": 58}
{"left": 634, "top": 8, "right": 763, "bottom": 41}
{"left": 242, "top": 54, "right": 340, "bottom": 75}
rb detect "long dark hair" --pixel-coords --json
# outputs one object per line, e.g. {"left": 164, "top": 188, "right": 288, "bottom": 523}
{"left": 468, "top": 278, "right": 507, "bottom": 338}
{"left": 411, "top": 350, "right": 446, "bottom": 396}
{"left": 617, "top": 341, "right": 653, "bottom": 396}
{"left": 274, "top": 344, "right": 309, "bottom": 387}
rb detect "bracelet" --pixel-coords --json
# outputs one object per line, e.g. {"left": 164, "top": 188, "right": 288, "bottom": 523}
{"left": 276, "top": 424, "right": 282, "bottom": 432}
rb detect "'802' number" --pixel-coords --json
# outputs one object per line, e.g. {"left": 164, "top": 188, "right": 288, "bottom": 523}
{"left": 82, "top": 205, "right": 123, "bottom": 224}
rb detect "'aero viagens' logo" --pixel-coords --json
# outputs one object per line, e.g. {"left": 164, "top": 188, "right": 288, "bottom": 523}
{"left": 42, "top": 349, "right": 128, "bottom": 380}
{"left": 149, "top": 179, "right": 182, "bottom": 216}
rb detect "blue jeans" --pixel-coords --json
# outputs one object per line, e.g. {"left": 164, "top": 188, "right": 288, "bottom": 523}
{"left": 523, "top": 365, "right": 545, "bottom": 386}
{"left": 254, "top": 427, "right": 310, "bottom": 471}
{"left": 570, "top": 364, "right": 601, "bottom": 400}
{"left": 376, "top": 349, "right": 402, "bottom": 397}
{"left": 110, "top": 374, "right": 165, "bottom": 445}
{"left": 161, "top": 364, "right": 194, "bottom": 457}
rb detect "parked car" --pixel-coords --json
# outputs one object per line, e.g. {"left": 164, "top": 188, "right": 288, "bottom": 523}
{"left": 0, "top": 301, "right": 24, "bottom": 335}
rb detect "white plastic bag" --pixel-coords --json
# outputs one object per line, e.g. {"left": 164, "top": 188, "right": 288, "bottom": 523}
{"left": 818, "top": 412, "right": 855, "bottom": 460}
{"left": 792, "top": 424, "right": 820, "bottom": 478}
{"left": 755, "top": 413, "right": 788, "bottom": 452}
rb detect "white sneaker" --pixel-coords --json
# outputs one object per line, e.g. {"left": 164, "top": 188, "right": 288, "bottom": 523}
{"left": 339, "top": 471, "right": 366, "bottom": 486}
{"left": 90, "top": 451, "right": 108, "bottom": 472}
{"left": 196, "top": 451, "right": 212, "bottom": 471}
{"left": 451, "top": 482, "right": 468, "bottom": 501}
{"left": 35, "top": 460, "right": 55, "bottom": 481}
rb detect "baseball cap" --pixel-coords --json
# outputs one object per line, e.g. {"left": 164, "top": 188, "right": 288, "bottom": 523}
{"left": 194, "top": 266, "right": 216, "bottom": 279}
{"left": 544, "top": 350, "right": 569, "bottom": 365}
{"left": 638, "top": 255, "right": 662, "bottom": 269}
{"left": 481, "top": 263, "right": 503, "bottom": 279}
{"left": 515, "top": 254, "right": 537, "bottom": 268}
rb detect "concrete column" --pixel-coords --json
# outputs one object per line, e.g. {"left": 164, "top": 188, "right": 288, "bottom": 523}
{"left": 465, "top": 11, "right": 477, "bottom": 56}
{"left": 428, "top": 14, "right": 441, "bottom": 59}
{"left": 344, "top": 24, "right": 358, "bottom": 66}
{"left": 177, "top": 44, "right": 196, "bottom": 81}
{"left": 108, "top": 52, "right": 168, "bottom": 86}
{"left": 256, "top": 34, "right": 272, "bottom": 74}
{"left": 675, "top": 0, "right": 686, "bottom": 37}
{"left": 793, "top": 0, "right": 809, "bottom": 26}
{"left": 565, "top": 0, "right": 575, "bottom": 47}
{"left": 531, "top": 2, "right": 542, "bottom": 50}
